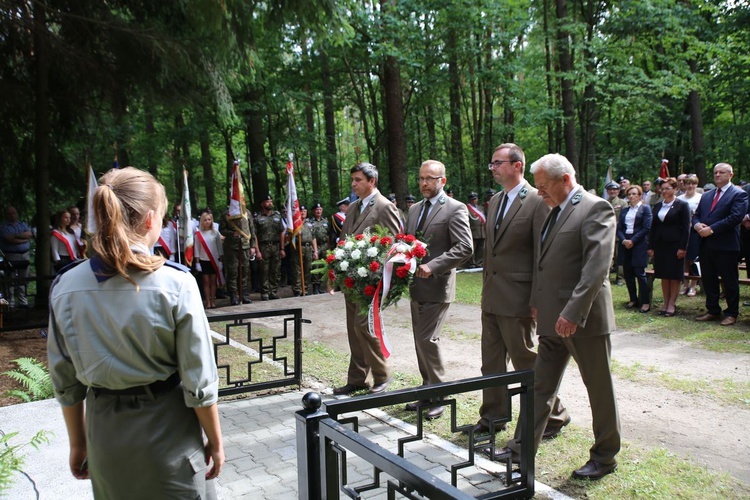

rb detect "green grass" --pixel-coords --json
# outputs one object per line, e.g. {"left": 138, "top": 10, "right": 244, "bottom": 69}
{"left": 455, "top": 272, "right": 750, "bottom": 355}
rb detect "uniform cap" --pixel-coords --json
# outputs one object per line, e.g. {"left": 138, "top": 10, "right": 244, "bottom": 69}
{"left": 605, "top": 181, "right": 620, "bottom": 190}
{"left": 388, "top": 193, "right": 397, "bottom": 201}
{"left": 336, "top": 197, "right": 351, "bottom": 207}
{"left": 405, "top": 194, "right": 415, "bottom": 202}
{"left": 262, "top": 195, "right": 273, "bottom": 201}
{"left": 485, "top": 188, "right": 496, "bottom": 196}
{"left": 468, "top": 192, "right": 478, "bottom": 200}
{"left": 311, "top": 202, "right": 323, "bottom": 209}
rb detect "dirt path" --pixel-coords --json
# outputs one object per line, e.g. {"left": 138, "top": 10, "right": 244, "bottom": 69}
{"left": 259, "top": 293, "right": 750, "bottom": 485}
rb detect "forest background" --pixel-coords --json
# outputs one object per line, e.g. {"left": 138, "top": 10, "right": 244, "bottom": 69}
{"left": 1, "top": 0, "right": 749, "bottom": 280}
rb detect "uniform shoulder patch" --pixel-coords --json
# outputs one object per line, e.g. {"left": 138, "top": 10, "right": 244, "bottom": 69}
{"left": 164, "top": 260, "right": 191, "bottom": 273}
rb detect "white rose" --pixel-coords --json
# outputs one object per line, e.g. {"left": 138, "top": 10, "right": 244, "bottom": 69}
{"left": 366, "top": 247, "right": 379, "bottom": 258}
{"left": 396, "top": 243, "right": 409, "bottom": 253}
{"left": 351, "top": 249, "right": 362, "bottom": 260}
{"left": 334, "top": 249, "right": 346, "bottom": 260}
{"left": 340, "top": 261, "right": 349, "bottom": 271}
{"left": 357, "top": 267, "right": 369, "bottom": 277}
{"left": 357, "top": 240, "right": 367, "bottom": 248}
{"left": 344, "top": 241, "right": 354, "bottom": 250}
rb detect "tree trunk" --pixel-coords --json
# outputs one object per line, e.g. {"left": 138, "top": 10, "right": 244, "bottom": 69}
{"left": 447, "top": 26, "right": 465, "bottom": 187}
{"left": 321, "top": 50, "right": 340, "bottom": 203}
{"left": 555, "top": 0, "right": 579, "bottom": 169}
{"left": 145, "top": 110, "right": 158, "bottom": 178}
{"left": 245, "top": 87, "right": 268, "bottom": 209}
{"left": 199, "top": 124, "right": 215, "bottom": 211}
{"left": 382, "top": 53, "right": 408, "bottom": 201}
{"left": 688, "top": 59, "right": 706, "bottom": 182}
{"left": 33, "top": 0, "right": 51, "bottom": 305}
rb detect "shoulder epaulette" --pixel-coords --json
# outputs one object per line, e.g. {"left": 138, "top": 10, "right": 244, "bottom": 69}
{"left": 164, "top": 260, "right": 191, "bottom": 273}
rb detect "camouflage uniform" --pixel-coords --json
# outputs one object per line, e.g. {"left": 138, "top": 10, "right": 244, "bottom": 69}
{"left": 308, "top": 216, "right": 329, "bottom": 294}
{"left": 290, "top": 223, "right": 315, "bottom": 296}
{"left": 255, "top": 210, "right": 284, "bottom": 300}
{"left": 467, "top": 201, "right": 486, "bottom": 267}
{"left": 220, "top": 214, "right": 255, "bottom": 304}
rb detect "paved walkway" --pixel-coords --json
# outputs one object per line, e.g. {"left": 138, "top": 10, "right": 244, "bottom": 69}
{"left": 2, "top": 390, "right": 570, "bottom": 499}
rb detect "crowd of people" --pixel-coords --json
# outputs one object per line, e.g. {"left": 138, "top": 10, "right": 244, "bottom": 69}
{"left": 1, "top": 149, "right": 744, "bottom": 496}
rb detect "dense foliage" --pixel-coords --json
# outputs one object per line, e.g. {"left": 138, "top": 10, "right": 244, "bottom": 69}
{"left": 1, "top": 0, "right": 748, "bottom": 276}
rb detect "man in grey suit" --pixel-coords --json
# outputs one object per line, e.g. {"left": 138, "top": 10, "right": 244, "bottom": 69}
{"left": 476, "top": 143, "right": 569, "bottom": 439}
{"left": 406, "top": 160, "right": 473, "bottom": 419}
{"left": 333, "top": 162, "right": 402, "bottom": 396}
{"left": 503, "top": 153, "right": 621, "bottom": 480}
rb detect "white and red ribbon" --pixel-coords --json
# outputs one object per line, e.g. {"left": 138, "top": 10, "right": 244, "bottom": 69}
{"left": 466, "top": 204, "right": 486, "bottom": 224}
{"left": 52, "top": 229, "right": 78, "bottom": 260}
{"left": 195, "top": 231, "right": 225, "bottom": 287}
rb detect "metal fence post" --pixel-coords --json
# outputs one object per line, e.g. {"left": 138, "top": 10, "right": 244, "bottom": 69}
{"left": 295, "top": 392, "right": 328, "bottom": 500}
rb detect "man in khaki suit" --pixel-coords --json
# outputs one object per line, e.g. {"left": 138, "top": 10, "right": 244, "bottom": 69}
{"left": 406, "top": 160, "right": 473, "bottom": 419}
{"left": 504, "top": 153, "right": 621, "bottom": 480}
{"left": 333, "top": 162, "right": 402, "bottom": 396}
{"left": 476, "top": 143, "right": 569, "bottom": 438}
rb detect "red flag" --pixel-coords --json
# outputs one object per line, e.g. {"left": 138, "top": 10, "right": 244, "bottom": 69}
{"left": 285, "top": 155, "right": 303, "bottom": 239}
{"left": 660, "top": 159, "right": 670, "bottom": 179}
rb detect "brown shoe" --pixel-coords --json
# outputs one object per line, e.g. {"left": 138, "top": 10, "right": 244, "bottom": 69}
{"left": 543, "top": 416, "right": 572, "bottom": 440}
{"left": 720, "top": 316, "right": 737, "bottom": 326}
{"left": 368, "top": 378, "right": 392, "bottom": 394}
{"left": 695, "top": 313, "right": 720, "bottom": 322}
{"left": 332, "top": 384, "right": 368, "bottom": 395}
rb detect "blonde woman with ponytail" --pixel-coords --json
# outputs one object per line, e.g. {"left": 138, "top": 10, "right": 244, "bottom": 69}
{"left": 47, "top": 167, "right": 224, "bottom": 499}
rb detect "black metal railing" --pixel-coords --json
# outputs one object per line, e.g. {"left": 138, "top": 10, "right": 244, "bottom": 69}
{"left": 296, "top": 371, "right": 535, "bottom": 499}
{"left": 207, "top": 309, "right": 307, "bottom": 396}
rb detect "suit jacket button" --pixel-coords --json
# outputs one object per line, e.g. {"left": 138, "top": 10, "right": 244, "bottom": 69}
{"left": 538, "top": 266, "right": 543, "bottom": 271}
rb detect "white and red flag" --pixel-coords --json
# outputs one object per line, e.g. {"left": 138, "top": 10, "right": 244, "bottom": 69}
{"left": 180, "top": 168, "right": 194, "bottom": 266}
{"left": 660, "top": 159, "right": 670, "bottom": 179}
{"left": 228, "top": 159, "right": 247, "bottom": 220}
{"left": 285, "top": 154, "right": 303, "bottom": 241}
{"left": 85, "top": 163, "right": 98, "bottom": 235}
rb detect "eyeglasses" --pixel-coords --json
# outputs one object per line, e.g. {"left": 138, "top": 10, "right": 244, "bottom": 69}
{"left": 488, "top": 160, "right": 514, "bottom": 170}
{"left": 417, "top": 176, "right": 443, "bottom": 184}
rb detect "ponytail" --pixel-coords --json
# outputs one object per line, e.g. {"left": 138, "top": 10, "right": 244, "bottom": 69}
{"left": 90, "top": 167, "right": 167, "bottom": 286}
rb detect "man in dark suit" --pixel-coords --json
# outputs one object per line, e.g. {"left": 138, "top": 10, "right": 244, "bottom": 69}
{"left": 476, "top": 143, "right": 569, "bottom": 439}
{"left": 405, "top": 160, "right": 473, "bottom": 419}
{"left": 333, "top": 162, "right": 402, "bottom": 395}
{"left": 503, "top": 153, "right": 620, "bottom": 480}
{"left": 693, "top": 163, "right": 749, "bottom": 326}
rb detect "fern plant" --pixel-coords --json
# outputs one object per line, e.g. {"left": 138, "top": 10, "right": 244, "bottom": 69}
{"left": 0, "top": 430, "right": 51, "bottom": 495}
{"left": 2, "top": 358, "right": 54, "bottom": 402}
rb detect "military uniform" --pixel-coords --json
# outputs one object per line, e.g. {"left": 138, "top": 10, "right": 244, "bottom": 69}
{"left": 220, "top": 214, "right": 255, "bottom": 304}
{"left": 466, "top": 198, "right": 486, "bottom": 268}
{"left": 308, "top": 215, "right": 329, "bottom": 294}
{"left": 255, "top": 210, "right": 284, "bottom": 300}
{"left": 291, "top": 222, "right": 315, "bottom": 296}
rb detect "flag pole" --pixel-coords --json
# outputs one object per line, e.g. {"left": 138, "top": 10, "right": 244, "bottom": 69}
{"left": 298, "top": 233, "right": 305, "bottom": 295}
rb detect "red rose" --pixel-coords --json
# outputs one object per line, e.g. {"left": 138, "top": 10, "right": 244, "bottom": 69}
{"left": 369, "top": 261, "right": 380, "bottom": 272}
{"left": 338, "top": 240, "right": 345, "bottom": 247}
{"left": 396, "top": 266, "right": 410, "bottom": 279}
{"left": 395, "top": 233, "right": 406, "bottom": 241}
{"left": 329, "top": 269, "right": 336, "bottom": 281}
{"left": 344, "top": 277, "right": 355, "bottom": 288}
{"left": 355, "top": 234, "right": 365, "bottom": 241}
{"left": 364, "top": 285, "right": 376, "bottom": 296}
{"left": 412, "top": 244, "right": 427, "bottom": 258}
{"left": 380, "top": 236, "right": 393, "bottom": 247}
{"left": 404, "top": 234, "right": 416, "bottom": 244}
{"left": 370, "top": 235, "right": 379, "bottom": 243}
{"left": 326, "top": 254, "right": 336, "bottom": 264}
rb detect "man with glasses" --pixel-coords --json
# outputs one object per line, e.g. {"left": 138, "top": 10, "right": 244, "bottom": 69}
{"left": 475, "top": 144, "right": 569, "bottom": 442}
{"left": 501, "top": 153, "right": 620, "bottom": 480}
{"left": 404, "top": 160, "right": 473, "bottom": 420}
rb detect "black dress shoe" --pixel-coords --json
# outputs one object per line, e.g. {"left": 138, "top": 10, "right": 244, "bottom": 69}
{"left": 543, "top": 416, "right": 571, "bottom": 440}
{"left": 465, "top": 421, "right": 507, "bottom": 434}
{"left": 481, "top": 446, "right": 520, "bottom": 464}
{"left": 572, "top": 460, "right": 617, "bottom": 480}
{"left": 332, "top": 384, "right": 368, "bottom": 395}
{"left": 230, "top": 294, "right": 239, "bottom": 306}
{"left": 242, "top": 296, "right": 253, "bottom": 304}
{"left": 368, "top": 378, "right": 391, "bottom": 394}
{"left": 425, "top": 406, "right": 445, "bottom": 420}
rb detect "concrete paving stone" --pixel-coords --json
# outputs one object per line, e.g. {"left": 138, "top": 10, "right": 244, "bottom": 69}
{"left": 229, "top": 455, "right": 266, "bottom": 473}
{"left": 222, "top": 478, "right": 260, "bottom": 496}
{"left": 275, "top": 444, "right": 297, "bottom": 461}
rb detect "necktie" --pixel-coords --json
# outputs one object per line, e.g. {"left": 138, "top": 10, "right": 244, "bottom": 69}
{"left": 495, "top": 194, "right": 509, "bottom": 230}
{"left": 710, "top": 188, "right": 722, "bottom": 212}
{"left": 416, "top": 200, "right": 431, "bottom": 233}
{"left": 543, "top": 206, "right": 561, "bottom": 243}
